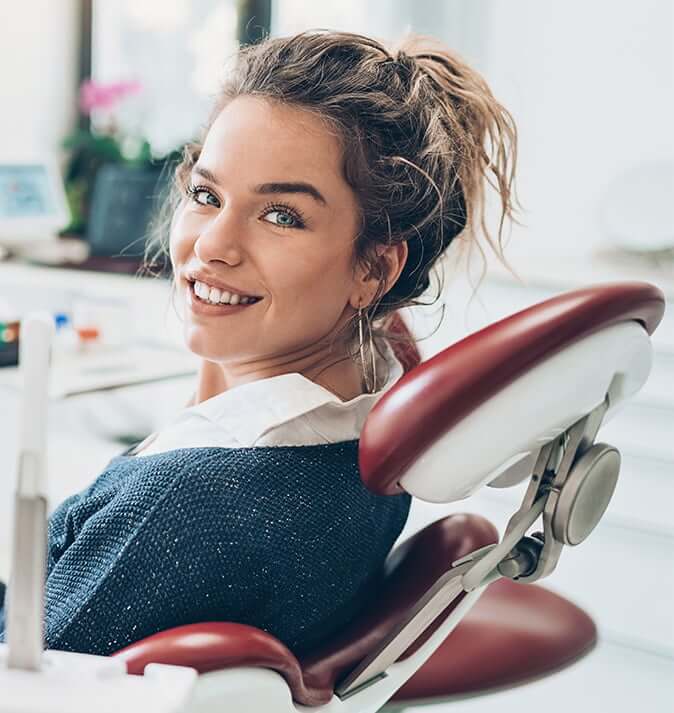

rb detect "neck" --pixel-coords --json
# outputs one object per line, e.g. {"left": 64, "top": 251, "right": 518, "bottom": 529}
{"left": 305, "top": 352, "right": 367, "bottom": 402}
{"left": 194, "top": 340, "right": 368, "bottom": 405}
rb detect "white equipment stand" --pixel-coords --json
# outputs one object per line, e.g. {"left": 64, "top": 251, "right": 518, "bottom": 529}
{"left": 0, "top": 312, "right": 197, "bottom": 713}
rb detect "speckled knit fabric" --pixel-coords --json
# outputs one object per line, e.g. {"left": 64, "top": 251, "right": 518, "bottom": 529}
{"left": 0, "top": 440, "right": 410, "bottom": 657}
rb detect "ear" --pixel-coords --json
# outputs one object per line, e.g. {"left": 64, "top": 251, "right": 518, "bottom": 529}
{"left": 351, "top": 241, "right": 408, "bottom": 308}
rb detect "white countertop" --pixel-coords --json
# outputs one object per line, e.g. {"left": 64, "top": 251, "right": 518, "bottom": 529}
{"left": 0, "top": 259, "right": 185, "bottom": 347}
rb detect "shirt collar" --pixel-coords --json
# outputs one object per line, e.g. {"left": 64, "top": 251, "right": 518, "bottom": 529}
{"left": 181, "top": 338, "right": 405, "bottom": 446}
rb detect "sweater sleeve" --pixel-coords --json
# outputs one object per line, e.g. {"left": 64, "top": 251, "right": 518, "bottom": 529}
{"left": 39, "top": 468, "right": 224, "bottom": 655}
{"left": 0, "top": 466, "right": 210, "bottom": 652}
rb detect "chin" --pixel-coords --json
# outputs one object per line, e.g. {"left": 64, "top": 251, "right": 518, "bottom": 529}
{"left": 183, "top": 326, "right": 226, "bottom": 361}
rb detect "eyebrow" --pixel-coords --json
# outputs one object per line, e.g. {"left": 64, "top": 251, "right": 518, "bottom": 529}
{"left": 192, "top": 165, "right": 328, "bottom": 207}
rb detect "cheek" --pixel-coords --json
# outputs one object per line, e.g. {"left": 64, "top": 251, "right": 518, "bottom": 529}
{"left": 272, "top": 253, "right": 351, "bottom": 312}
{"left": 169, "top": 207, "right": 194, "bottom": 266}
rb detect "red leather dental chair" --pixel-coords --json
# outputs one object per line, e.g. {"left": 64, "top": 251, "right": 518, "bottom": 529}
{"left": 112, "top": 281, "right": 665, "bottom": 713}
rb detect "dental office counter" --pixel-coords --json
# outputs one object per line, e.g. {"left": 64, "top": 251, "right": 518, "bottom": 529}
{"left": 1, "top": 254, "right": 673, "bottom": 712}
{"left": 0, "top": 260, "right": 187, "bottom": 349}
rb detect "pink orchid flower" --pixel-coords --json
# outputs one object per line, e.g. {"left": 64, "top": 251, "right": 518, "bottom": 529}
{"left": 79, "top": 79, "right": 143, "bottom": 115}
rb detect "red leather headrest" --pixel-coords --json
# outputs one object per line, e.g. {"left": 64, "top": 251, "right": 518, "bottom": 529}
{"left": 361, "top": 282, "right": 665, "bottom": 494}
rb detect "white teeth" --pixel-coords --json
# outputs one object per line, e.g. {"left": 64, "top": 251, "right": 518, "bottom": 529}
{"left": 192, "top": 280, "right": 257, "bottom": 306}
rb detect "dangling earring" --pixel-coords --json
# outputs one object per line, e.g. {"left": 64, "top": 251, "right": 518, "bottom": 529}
{"left": 358, "top": 304, "right": 378, "bottom": 393}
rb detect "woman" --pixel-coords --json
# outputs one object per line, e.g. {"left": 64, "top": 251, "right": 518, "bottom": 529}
{"left": 0, "top": 29, "right": 519, "bottom": 657}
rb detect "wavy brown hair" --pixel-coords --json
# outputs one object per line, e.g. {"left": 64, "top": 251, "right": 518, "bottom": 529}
{"left": 144, "top": 29, "right": 523, "bottom": 374}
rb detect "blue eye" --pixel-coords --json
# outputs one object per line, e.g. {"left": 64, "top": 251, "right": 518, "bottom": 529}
{"left": 267, "top": 210, "right": 295, "bottom": 228}
{"left": 186, "top": 183, "right": 219, "bottom": 207}
{"left": 261, "top": 203, "right": 306, "bottom": 230}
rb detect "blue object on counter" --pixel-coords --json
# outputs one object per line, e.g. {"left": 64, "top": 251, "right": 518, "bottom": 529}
{"left": 54, "top": 312, "right": 71, "bottom": 330}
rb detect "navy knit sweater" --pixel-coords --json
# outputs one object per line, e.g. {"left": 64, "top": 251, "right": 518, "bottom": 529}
{"left": 0, "top": 440, "right": 410, "bottom": 657}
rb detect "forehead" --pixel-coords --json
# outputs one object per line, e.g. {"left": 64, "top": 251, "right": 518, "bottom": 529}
{"left": 200, "top": 96, "right": 344, "bottom": 186}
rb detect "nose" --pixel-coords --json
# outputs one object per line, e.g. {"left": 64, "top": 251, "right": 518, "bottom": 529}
{"left": 193, "top": 210, "right": 244, "bottom": 265}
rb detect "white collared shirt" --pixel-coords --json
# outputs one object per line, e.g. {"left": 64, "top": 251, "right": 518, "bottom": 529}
{"left": 130, "top": 338, "right": 404, "bottom": 455}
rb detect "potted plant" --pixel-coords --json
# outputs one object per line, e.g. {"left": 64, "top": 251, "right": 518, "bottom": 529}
{"left": 61, "top": 79, "right": 180, "bottom": 266}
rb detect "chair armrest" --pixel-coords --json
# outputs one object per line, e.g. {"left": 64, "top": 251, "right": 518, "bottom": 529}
{"left": 112, "top": 621, "right": 331, "bottom": 706}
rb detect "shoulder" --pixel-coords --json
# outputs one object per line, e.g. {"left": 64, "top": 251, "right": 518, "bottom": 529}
{"left": 225, "top": 440, "right": 410, "bottom": 544}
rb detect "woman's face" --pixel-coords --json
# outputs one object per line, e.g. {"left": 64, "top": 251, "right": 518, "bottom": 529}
{"left": 170, "top": 96, "right": 386, "bottom": 387}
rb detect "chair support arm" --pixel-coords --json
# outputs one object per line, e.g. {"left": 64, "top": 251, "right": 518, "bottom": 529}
{"left": 336, "top": 395, "right": 618, "bottom": 700}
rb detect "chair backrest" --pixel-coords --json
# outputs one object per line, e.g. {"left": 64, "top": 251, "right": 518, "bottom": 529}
{"left": 384, "top": 311, "right": 423, "bottom": 375}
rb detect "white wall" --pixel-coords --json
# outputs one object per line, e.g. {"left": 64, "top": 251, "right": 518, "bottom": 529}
{"left": 275, "top": 0, "right": 672, "bottom": 266}
{"left": 0, "top": 0, "right": 80, "bottom": 160}
{"left": 477, "top": 0, "right": 673, "bottom": 260}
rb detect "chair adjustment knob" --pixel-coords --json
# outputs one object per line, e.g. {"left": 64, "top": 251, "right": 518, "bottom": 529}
{"left": 551, "top": 442, "right": 620, "bottom": 546}
{"left": 498, "top": 535, "right": 544, "bottom": 579}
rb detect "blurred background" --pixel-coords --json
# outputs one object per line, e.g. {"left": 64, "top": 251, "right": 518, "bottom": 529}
{"left": 0, "top": 1, "right": 672, "bottom": 711}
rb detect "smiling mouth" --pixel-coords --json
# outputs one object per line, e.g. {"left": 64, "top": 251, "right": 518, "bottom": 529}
{"left": 187, "top": 281, "right": 263, "bottom": 307}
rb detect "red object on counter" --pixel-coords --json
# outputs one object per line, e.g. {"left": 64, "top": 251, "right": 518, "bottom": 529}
{"left": 76, "top": 326, "right": 100, "bottom": 342}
